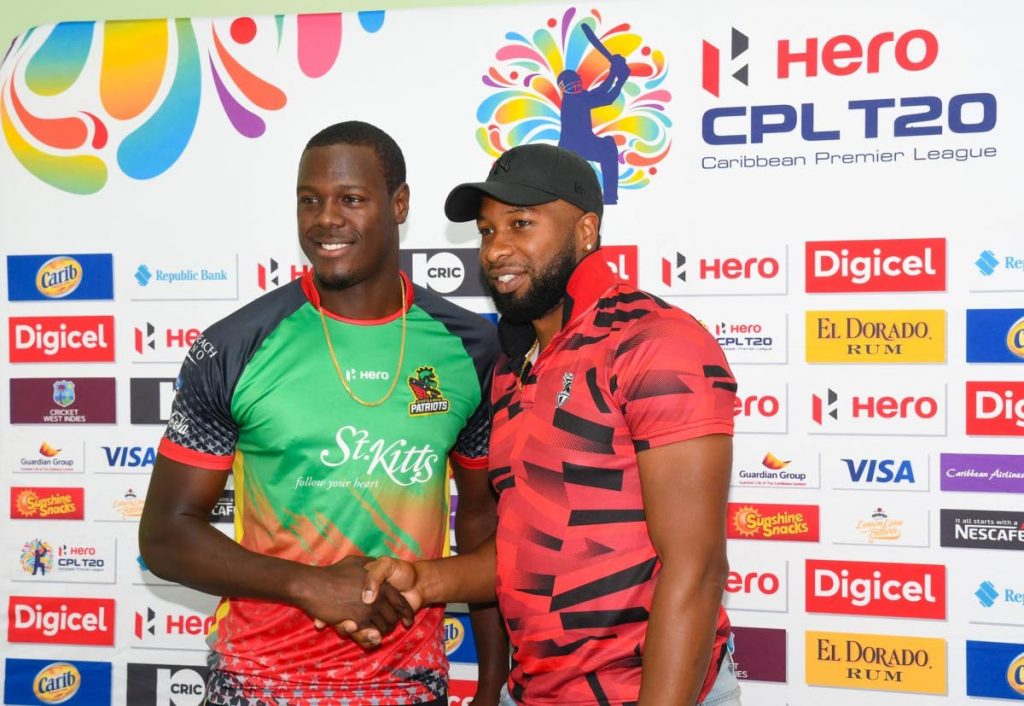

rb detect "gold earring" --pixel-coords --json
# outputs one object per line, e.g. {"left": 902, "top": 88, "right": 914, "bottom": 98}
{"left": 585, "top": 243, "right": 592, "bottom": 251}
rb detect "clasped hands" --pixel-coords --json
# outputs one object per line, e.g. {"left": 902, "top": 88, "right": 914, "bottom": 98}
{"left": 303, "top": 555, "right": 422, "bottom": 649}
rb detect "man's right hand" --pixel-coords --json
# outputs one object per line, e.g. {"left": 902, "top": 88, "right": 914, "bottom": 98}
{"left": 294, "top": 556, "right": 414, "bottom": 644}
{"left": 325, "top": 556, "right": 425, "bottom": 648}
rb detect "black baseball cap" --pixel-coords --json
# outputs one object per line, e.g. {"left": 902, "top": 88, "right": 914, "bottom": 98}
{"left": 445, "top": 144, "right": 603, "bottom": 222}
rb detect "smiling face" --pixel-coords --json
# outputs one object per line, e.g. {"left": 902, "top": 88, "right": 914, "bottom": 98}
{"left": 477, "top": 196, "right": 595, "bottom": 324}
{"left": 296, "top": 143, "right": 408, "bottom": 294}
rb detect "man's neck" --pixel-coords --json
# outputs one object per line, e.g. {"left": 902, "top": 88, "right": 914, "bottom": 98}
{"left": 315, "top": 271, "right": 404, "bottom": 320}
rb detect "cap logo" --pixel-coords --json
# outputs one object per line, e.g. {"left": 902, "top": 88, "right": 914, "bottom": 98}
{"left": 574, "top": 181, "right": 585, "bottom": 195}
{"left": 494, "top": 151, "right": 516, "bottom": 174}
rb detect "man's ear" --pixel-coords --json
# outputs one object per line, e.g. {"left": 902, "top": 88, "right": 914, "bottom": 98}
{"left": 393, "top": 183, "right": 410, "bottom": 225}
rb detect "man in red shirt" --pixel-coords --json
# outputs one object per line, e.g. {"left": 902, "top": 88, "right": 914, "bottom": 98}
{"left": 347, "top": 144, "right": 742, "bottom": 706}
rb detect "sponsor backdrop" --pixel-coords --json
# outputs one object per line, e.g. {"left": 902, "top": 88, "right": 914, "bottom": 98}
{"left": 1, "top": 1, "right": 1022, "bottom": 704}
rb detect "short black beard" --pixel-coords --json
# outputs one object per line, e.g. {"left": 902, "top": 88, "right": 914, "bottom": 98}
{"left": 488, "top": 240, "right": 577, "bottom": 324}
{"left": 314, "top": 270, "right": 356, "bottom": 291}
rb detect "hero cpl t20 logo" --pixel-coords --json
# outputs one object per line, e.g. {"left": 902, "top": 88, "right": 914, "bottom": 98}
{"left": 476, "top": 8, "right": 672, "bottom": 206}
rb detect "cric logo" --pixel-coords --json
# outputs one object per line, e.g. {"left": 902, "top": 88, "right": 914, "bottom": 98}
{"left": 702, "top": 28, "right": 750, "bottom": 97}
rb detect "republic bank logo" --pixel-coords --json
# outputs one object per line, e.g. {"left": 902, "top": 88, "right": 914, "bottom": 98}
{"left": 812, "top": 388, "right": 840, "bottom": 424}
{"left": 702, "top": 27, "right": 750, "bottom": 97}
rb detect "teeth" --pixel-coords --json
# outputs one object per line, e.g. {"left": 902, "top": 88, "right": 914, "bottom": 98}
{"left": 498, "top": 274, "right": 516, "bottom": 283}
{"left": 321, "top": 243, "right": 349, "bottom": 251}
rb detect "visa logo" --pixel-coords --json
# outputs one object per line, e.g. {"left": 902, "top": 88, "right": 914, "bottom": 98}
{"left": 102, "top": 446, "right": 157, "bottom": 468}
{"left": 842, "top": 458, "right": 916, "bottom": 483}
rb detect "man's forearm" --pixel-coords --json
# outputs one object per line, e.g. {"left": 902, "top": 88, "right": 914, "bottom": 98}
{"left": 637, "top": 561, "right": 725, "bottom": 706}
{"left": 415, "top": 535, "right": 497, "bottom": 604}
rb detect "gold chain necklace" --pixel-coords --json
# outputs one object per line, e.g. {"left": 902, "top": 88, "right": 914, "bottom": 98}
{"left": 319, "top": 278, "right": 407, "bottom": 407}
{"left": 517, "top": 339, "right": 539, "bottom": 391}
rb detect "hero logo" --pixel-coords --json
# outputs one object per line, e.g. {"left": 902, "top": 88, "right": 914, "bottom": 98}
{"left": 968, "top": 381, "right": 1024, "bottom": 436}
{"left": 806, "top": 238, "right": 946, "bottom": 293}
{"left": 811, "top": 384, "right": 945, "bottom": 435}
{"left": 7, "top": 596, "right": 115, "bottom": 645}
{"left": 257, "top": 259, "right": 311, "bottom": 290}
{"left": 722, "top": 558, "right": 788, "bottom": 612}
{"left": 134, "top": 323, "right": 200, "bottom": 354}
{"left": 9, "top": 316, "right": 115, "bottom": 363}
{"left": 777, "top": 29, "right": 938, "bottom": 79}
{"left": 715, "top": 321, "right": 773, "bottom": 349}
{"left": 134, "top": 607, "right": 214, "bottom": 639}
{"left": 733, "top": 386, "right": 787, "bottom": 434}
{"left": 412, "top": 251, "right": 464, "bottom": 294}
{"left": 663, "top": 253, "right": 780, "bottom": 283}
{"left": 806, "top": 559, "right": 946, "bottom": 619}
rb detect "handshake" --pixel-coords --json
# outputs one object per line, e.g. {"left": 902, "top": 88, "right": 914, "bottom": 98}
{"left": 306, "top": 555, "right": 428, "bottom": 649}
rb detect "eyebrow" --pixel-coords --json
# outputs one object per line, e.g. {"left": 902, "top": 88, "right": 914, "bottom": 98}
{"left": 476, "top": 206, "right": 536, "bottom": 223}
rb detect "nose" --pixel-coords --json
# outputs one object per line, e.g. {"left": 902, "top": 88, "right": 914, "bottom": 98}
{"left": 315, "top": 197, "right": 345, "bottom": 228}
{"left": 481, "top": 228, "right": 514, "bottom": 266}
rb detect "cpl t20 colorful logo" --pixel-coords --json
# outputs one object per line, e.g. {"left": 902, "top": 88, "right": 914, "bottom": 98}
{"left": 476, "top": 8, "right": 672, "bottom": 206}
{"left": 0, "top": 12, "right": 385, "bottom": 194}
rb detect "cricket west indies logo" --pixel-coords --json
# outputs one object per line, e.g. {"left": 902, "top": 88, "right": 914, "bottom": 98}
{"left": 3, "top": 658, "right": 112, "bottom": 706}
{"left": 10, "top": 487, "right": 84, "bottom": 520}
{"left": 966, "top": 309, "right": 1024, "bottom": 363}
{"left": 806, "top": 631, "right": 946, "bottom": 695}
{"left": 966, "top": 641, "right": 1024, "bottom": 700}
{"left": 941, "top": 452, "right": 1024, "bottom": 493}
{"left": 967, "top": 381, "right": 1024, "bottom": 436}
{"left": 727, "top": 503, "right": 819, "bottom": 542}
{"left": 805, "top": 559, "right": 945, "bottom": 619}
{"left": 407, "top": 366, "right": 450, "bottom": 416}
{"left": 476, "top": 8, "right": 671, "bottom": 205}
{"left": 941, "top": 509, "right": 1024, "bottom": 551}
{"left": 7, "top": 596, "right": 115, "bottom": 646}
{"left": 806, "top": 309, "right": 945, "bottom": 363}
{"left": 730, "top": 626, "right": 787, "bottom": 683}
{"left": 6, "top": 254, "right": 115, "bottom": 301}
{"left": 9, "top": 316, "right": 115, "bottom": 363}
{"left": 805, "top": 238, "right": 946, "bottom": 293}
{"left": 9, "top": 377, "right": 117, "bottom": 425}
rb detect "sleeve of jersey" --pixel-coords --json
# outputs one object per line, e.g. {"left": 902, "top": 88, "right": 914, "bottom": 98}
{"left": 611, "top": 313, "right": 737, "bottom": 452}
{"left": 451, "top": 332, "right": 500, "bottom": 471}
{"left": 158, "top": 334, "right": 240, "bottom": 471}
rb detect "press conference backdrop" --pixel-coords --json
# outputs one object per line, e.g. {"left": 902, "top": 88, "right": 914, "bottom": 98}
{"left": 1, "top": 1, "right": 1023, "bottom": 704}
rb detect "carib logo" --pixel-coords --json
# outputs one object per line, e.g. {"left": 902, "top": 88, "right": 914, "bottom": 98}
{"left": 476, "top": 7, "right": 672, "bottom": 206}
{"left": 443, "top": 616, "right": 465, "bottom": 654}
{"left": 1, "top": 13, "right": 386, "bottom": 194}
{"left": 33, "top": 662, "right": 81, "bottom": 703}
{"left": 1009, "top": 652, "right": 1024, "bottom": 696}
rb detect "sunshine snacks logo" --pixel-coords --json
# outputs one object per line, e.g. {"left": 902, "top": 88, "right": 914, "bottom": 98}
{"left": 476, "top": 8, "right": 671, "bottom": 205}
{"left": 1, "top": 13, "right": 386, "bottom": 194}
{"left": 727, "top": 502, "right": 820, "bottom": 541}
{"left": 10, "top": 487, "right": 84, "bottom": 520}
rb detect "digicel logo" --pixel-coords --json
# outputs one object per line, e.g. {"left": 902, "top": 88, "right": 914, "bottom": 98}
{"left": 805, "top": 238, "right": 946, "bottom": 293}
{"left": 805, "top": 559, "right": 946, "bottom": 619}
{"left": 9, "top": 316, "right": 115, "bottom": 363}
{"left": 727, "top": 503, "right": 820, "bottom": 541}
{"left": 968, "top": 381, "right": 1024, "bottom": 436}
{"left": 595, "top": 245, "right": 638, "bottom": 286}
{"left": 448, "top": 679, "right": 477, "bottom": 704}
{"left": 7, "top": 596, "right": 115, "bottom": 645}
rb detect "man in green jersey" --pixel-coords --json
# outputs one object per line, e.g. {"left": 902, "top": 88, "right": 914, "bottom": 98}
{"left": 140, "top": 121, "right": 506, "bottom": 706}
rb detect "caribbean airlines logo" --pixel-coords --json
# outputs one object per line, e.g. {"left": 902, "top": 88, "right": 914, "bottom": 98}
{"left": 810, "top": 382, "right": 946, "bottom": 436}
{"left": 806, "top": 238, "right": 946, "bottom": 293}
{"left": 1, "top": 14, "right": 385, "bottom": 194}
{"left": 727, "top": 503, "right": 819, "bottom": 542}
{"left": 806, "top": 310, "right": 945, "bottom": 363}
{"left": 7, "top": 596, "right": 115, "bottom": 646}
{"left": 805, "top": 559, "right": 945, "bottom": 619}
{"left": 966, "top": 641, "right": 1024, "bottom": 700}
{"left": 9, "top": 316, "right": 115, "bottom": 363}
{"left": 6, "top": 254, "right": 114, "bottom": 301}
{"left": 940, "top": 452, "right": 1024, "bottom": 493}
{"left": 966, "top": 309, "right": 1024, "bottom": 363}
{"left": 967, "top": 381, "right": 1024, "bottom": 436}
{"left": 476, "top": 8, "right": 671, "bottom": 205}
{"left": 806, "top": 631, "right": 946, "bottom": 695}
